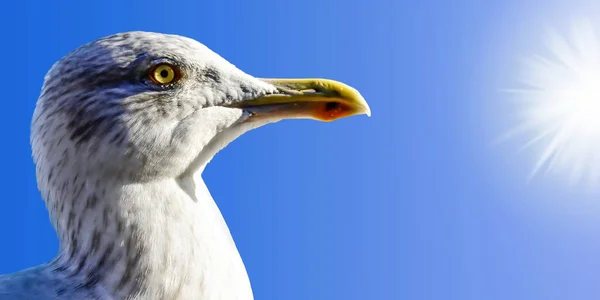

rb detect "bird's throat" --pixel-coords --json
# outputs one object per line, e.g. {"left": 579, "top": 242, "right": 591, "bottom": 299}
{"left": 50, "top": 174, "right": 253, "bottom": 300}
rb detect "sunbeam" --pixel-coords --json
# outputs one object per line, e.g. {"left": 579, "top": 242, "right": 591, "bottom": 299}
{"left": 505, "top": 19, "right": 600, "bottom": 186}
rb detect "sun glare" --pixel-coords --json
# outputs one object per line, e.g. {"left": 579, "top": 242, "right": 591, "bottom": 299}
{"left": 504, "top": 19, "right": 600, "bottom": 186}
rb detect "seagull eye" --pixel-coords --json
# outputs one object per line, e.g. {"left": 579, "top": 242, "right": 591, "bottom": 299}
{"left": 149, "top": 63, "right": 180, "bottom": 85}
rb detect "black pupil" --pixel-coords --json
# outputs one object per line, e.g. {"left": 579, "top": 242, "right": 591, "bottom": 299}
{"left": 160, "top": 69, "right": 170, "bottom": 78}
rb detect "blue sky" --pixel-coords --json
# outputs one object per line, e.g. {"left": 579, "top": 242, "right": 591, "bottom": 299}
{"left": 2, "top": 0, "right": 600, "bottom": 299}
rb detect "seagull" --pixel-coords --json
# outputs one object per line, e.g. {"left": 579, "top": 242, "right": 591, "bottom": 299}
{"left": 0, "top": 32, "right": 370, "bottom": 299}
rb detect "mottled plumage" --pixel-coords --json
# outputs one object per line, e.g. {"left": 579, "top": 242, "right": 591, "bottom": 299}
{"left": 0, "top": 31, "right": 369, "bottom": 299}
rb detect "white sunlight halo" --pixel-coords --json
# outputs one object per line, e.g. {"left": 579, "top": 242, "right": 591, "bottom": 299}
{"left": 502, "top": 19, "right": 600, "bottom": 187}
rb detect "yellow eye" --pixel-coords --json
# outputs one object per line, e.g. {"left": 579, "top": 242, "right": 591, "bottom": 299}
{"left": 149, "top": 63, "right": 179, "bottom": 85}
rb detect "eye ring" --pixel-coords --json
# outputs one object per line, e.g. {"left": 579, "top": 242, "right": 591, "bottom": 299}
{"left": 148, "top": 63, "right": 181, "bottom": 86}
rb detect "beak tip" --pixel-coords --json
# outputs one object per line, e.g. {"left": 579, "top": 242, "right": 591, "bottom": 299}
{"left": 357, "top": 97, "right": 371, "bottom": 117}
{"left": 364, "top": 105, "right": 372, "bottom": 117}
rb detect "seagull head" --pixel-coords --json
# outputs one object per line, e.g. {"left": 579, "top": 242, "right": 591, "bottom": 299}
{"left": 21, "top": 31, "right": 371, "bottom": 299}
{"left": 31, "top": 31, "right": 370, "bottom": 184}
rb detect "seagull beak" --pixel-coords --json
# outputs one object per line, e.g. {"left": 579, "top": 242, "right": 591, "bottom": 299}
{"left": 228, "top": 78, "right": 371, "bottom": 122}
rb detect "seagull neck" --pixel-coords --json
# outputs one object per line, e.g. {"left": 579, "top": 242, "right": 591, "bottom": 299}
{"left": 49, "top": 173, "right": 253, "bottom": 299}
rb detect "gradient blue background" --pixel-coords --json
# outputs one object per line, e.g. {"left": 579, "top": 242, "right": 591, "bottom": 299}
{"left": 2, "top": 0, "right": 600, "bottom": 299}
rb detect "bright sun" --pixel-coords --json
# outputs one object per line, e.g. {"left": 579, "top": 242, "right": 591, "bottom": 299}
{"left": 505, "top": 19, "right": 600, "bottom": 185}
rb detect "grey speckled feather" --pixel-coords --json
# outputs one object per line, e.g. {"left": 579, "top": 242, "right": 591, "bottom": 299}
{"left": 0, "top": 31, "right": 369, "bottom": 300}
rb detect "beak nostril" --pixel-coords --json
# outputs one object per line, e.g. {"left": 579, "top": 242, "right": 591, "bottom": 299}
{"left": 300, "top": 89, "right": 317, "bottom": 94}
{"left": 276, "top": 87, "right": 302, "bottom": 95}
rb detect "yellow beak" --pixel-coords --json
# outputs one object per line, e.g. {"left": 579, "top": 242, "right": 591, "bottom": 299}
{"left": 230, "top": 78, "right": 370, "bottom": 122}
